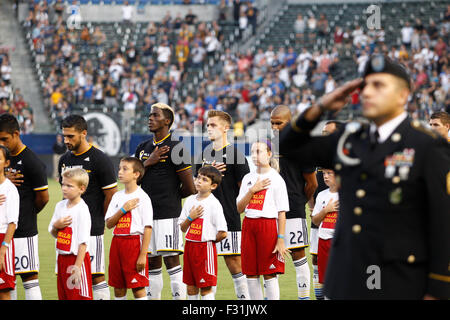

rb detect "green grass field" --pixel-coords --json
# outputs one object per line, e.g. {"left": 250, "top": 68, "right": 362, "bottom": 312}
{"left": 14, "top": 178, "right": 316, "bottom": 300}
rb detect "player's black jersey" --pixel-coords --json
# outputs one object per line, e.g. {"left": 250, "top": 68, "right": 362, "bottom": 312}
{"left": 278, "top": 155, "right": 315, "bottom": 219}
{"left": 58, "top": 146, "right": 117, "bottom": 236}
{"left": 135, "top": 133, "right": 192, "bottom": 220}
{"left": 196, "top": 144, "right": 249, "bottom": 231}
{"left": 10, "top": 146, "right": 48, "bottom": 238}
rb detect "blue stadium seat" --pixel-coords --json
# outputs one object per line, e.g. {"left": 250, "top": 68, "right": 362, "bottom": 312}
{"left": 150, "top": 0, "right": 161, "bottom": 4}
{"left": 161, "top": 0, "right": 171, "bottom": 5}
{"left": 173, "top": 0, "right": 183, "bottom": 4}
{"left": 103, "top": 0, "right": 113, "bottom": 4}
{"left": 127, "top": 0, "right": 136, "bottom": 4}
{"left": 79, "top": 0, "right": 90, "bottom": 4}
{"left": 138, "top": 0, "right": 149, "bottom": 4}
{"left": 91, "top": 0, "right": 101, "bottom": 4}
{"left": 115, "top": 0, "right": 124, "bottom": 5}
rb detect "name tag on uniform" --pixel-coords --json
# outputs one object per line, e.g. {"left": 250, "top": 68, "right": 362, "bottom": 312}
{"left": 114, "top": 211, "right": 132, "bottom": 235}
{"left": 247, "top": 189, "right": 267, "bottom": 211}
{"left": 57, "top": 226, "right": 73, "bottom": 252}
{"left": 384, "top": 148, "right": 415, "bottom": 180}
{"left": 186, "top": 218, "right": 204, "bottom": 241}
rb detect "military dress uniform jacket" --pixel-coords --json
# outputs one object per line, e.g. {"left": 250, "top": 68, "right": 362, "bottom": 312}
{"left": 279, "top": 113, "right": 450, "bottom": 299}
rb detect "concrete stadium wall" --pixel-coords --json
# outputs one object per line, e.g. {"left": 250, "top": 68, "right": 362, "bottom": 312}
{"left": 18, "top": 3, "right": 219, "bottom": 22}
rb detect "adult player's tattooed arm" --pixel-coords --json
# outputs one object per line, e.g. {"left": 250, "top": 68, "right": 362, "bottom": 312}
{"left": 102, "top": 186, "right": 118, "bottom": 216}
{"left": 303, "top": 172, "right": 318, "bottom": 202}
{"left": 34, "top": 189, "right": 49, "bottom": 214}
{"left": 178, "top": 168, "right": 196, "bottom": 198}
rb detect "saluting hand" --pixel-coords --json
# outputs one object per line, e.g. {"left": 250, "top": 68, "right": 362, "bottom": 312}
{"left": 318, "top": 78, "right": 364, "bottom": 113}
{"left": 144, "top": 145, "right": 170, "bottom": 167}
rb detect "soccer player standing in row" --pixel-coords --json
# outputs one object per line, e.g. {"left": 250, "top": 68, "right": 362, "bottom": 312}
{"left": 135, "top": 103, "right": 195, "bottom": 300}
{"left": 0, "top": 114, "right": 49, "bottom": 300}
{"left": 196, "top": 110, "right": 250, "bottom": 300}
{"left": 270, "top": 106, "right": 317, "bottom": 300}
{"left": 59, "top": 115, "right": 118, "bottom": 300}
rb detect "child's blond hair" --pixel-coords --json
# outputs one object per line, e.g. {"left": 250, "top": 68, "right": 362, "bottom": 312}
{"left": 62, "top": 168, "right": 90, "bottom": 191}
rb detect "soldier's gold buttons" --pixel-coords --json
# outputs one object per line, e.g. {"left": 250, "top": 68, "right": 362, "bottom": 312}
{"left": 391, "top": 133, "right": 401, "bottom": 142}
{"left": 352, "top": 224, "right": 361, "bottom": 234}
{"left": 356, "top": 189, "right": 366, "bottom": 198}
{"left": 407, "top": 255, "right": 415, "bottom": 264}
{"left": 335, "top": 163, "right": 342, "bottom": 171}
{"left": 353, "top": 207, "right": 362, "bottom": 216}
{"left": 392, "top": 176, "right": 401, "bottom": 184}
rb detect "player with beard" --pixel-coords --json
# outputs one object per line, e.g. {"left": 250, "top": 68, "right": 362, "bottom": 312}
{"left": 58, "top": 114, "right": 117, "bottom": 300}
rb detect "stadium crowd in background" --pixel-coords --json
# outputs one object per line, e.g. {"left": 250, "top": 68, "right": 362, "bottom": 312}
{"left": 21, "top": 0, "right": 450, "bottom": 137}
{"left": 0, "top": 49, "right": 34, "bottom": 133}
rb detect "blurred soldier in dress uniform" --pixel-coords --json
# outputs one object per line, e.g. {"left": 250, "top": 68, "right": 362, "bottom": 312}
{"left": 279, "top": 55, "right": 450, "bottom": 300}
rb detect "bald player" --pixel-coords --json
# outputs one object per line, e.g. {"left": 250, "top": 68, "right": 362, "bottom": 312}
{"left": 270, "top": 105, "right": 318, "bottom": 300}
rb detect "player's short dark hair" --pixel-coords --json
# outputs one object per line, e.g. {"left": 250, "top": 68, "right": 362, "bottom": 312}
{"left": 0, "top": 114, "right": 20, "bottom": 134}
{"left": 198, "top": 165, "right": 222, "bottom": 186}
{"left": 61, "top": 114, "right": 88, "bottom": 132}
{"left": 0, "top": 145, "right": 11, "bottom": 162}
{"left": 121, "top": 156, "right": 145, "bottom": 184}
{"left": 430, "top": 111, "right": 450, "bottom": 126}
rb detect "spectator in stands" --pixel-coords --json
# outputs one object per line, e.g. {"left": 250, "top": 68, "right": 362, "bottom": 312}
{"left": 122, "top": 1, "right": 133, "bottom": 26}
{"left": 185, "top": 9, "right": 197, "bottom": 33}
{"left": 157, "top": 40, "right": 171, "bottom": 66}
{"left": 307, "top": 13, "right": 317, "bottom": 40}
{"left": 294, "top": 14, "right": 306, "bottom": 41}
{"left": 246, "top": 1, "right": 258, "bottom": 35}
{"left": 317, "top": 14, "right": 328, "bottom": 41}
{"left": 191, "top": 42, "right": 206, "bottom": 69}
{"left": 401, "top": 21, "right": 414, "bottom": 48}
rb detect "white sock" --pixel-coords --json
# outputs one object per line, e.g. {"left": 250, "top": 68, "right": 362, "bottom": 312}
{"left": 147, "top": 268, "right": 163, "bottom": 300}
{"left": 135, "top": 296, "right": 148, "bottom": 300}
{"left": 232, "top": 272, "right": 250, "bottom": 300}
{"left": 263, "top": 277, "right": 280, "bottom": 300}
{"left": 247, "top": 277, "right": 263, "bottom": 300}
{"left": 212, "top": 285, "right": 217, "bottom": 295}
{"left": 92, "top": 281, "right": 110, "bottom": 300}
{"left": 9, "top": 288, "right": 17, "bottom": 300}
{"left": 187, "top": 294, "right": 199, "bottom": 300}
{"left": 167, "top": 266, "right": 186, "bottom": 300}
{"left": 312, "top": 264, "right": 324, "bottom": 300}
{"left": 114, "top": 295, "right": 127, "bottom": 300}
{"left": 294, "top": 257, "right": 310, "bottom": 300}
{"left": 23, "top": 279, "right": 42, "bottom": 300}
{"left": 201, "top": 292, "right": 215, "bottom": 300}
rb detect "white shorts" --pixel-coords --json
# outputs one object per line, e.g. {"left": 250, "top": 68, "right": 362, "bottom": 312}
{"left": 55, "top": 235, "right": 105, "bottom": 275}
{"left": 14, "top": 235, "right": 40, "bottom": 275}
{"left": 148, "top": 218, "right": 184, "bottom": 257}
{"left": 284, "top": 218, "right": 309, "bottom": 251}
{"left": 216, "top": 231, "right": 241, "bottom": 256}
{"left": 89, "top": 235, "right": 106, "bottom": 275}
{"left": 310, "top": 227, "right": 319, "bottom": 255}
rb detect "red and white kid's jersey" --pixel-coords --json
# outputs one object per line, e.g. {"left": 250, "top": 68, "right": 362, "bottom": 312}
{"left": 0, "top": 178, "right": 20, "bottom": 233}
{"left": 179, "top": 193, "right": 227, "bottom": 242}
{"left": 237, "top": 168, "right": 289, "bottom": 219}
{"left": 312, "top": 188, "right": 339, "bottom": 240}
{"left": 105, "top": 187, "right": 153, "bottom": 236}
{"left": 48, "top": 199, "right": 92, "bottom": 255}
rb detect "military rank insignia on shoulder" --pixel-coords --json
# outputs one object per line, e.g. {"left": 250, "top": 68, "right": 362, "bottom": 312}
{"left": 410, "top": 119, "right": 439, "bottom": 139}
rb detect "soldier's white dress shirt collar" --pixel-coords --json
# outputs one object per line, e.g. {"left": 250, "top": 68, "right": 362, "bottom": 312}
{"left": 370, "top": 111, "right": 407, "bottom": 143}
